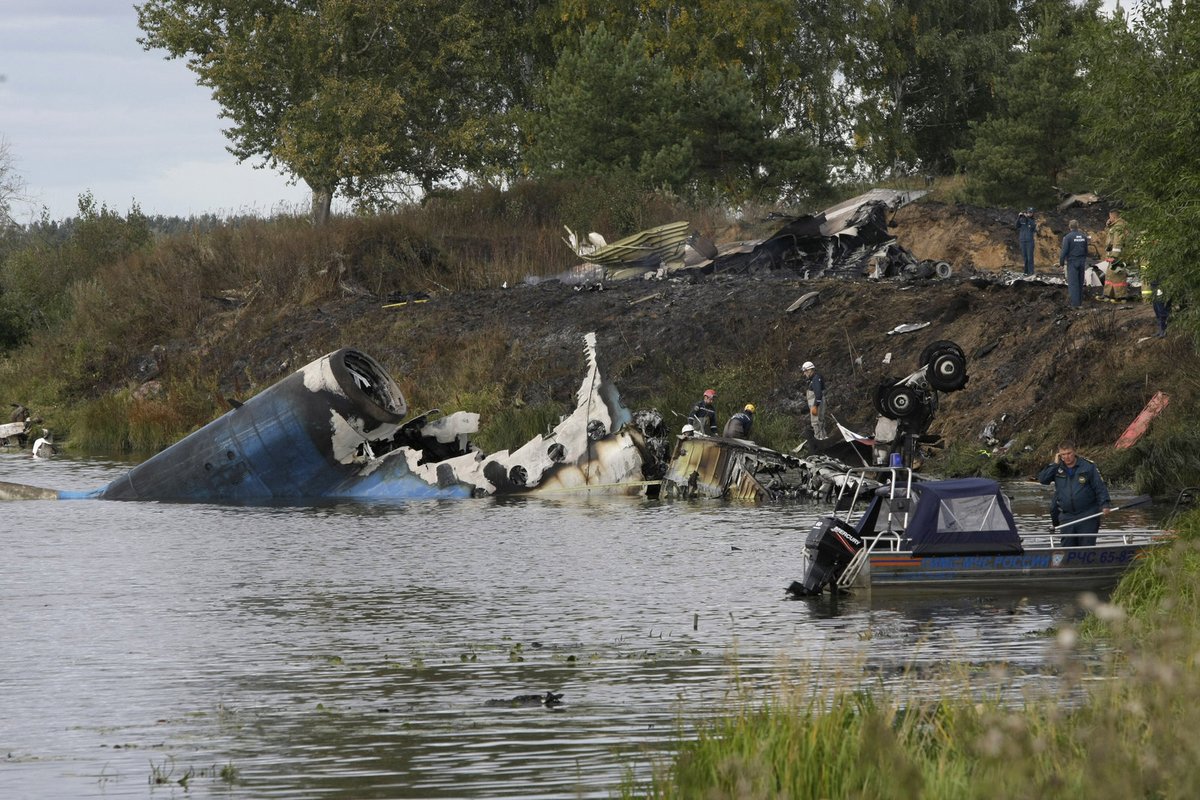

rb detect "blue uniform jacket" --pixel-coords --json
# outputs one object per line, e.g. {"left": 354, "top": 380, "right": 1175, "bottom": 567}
{"left": 1059, "top": 231, "right": 1089, "bottom": 266}
{"left": 1037, "top": 457, "right": 1110, "bottom": 517}
{"left": 807, "top": 373, "right": 825, "bottom": 405}
{"left": 1016, "top": 215, "right": 1037, "bottom": 242}
{"left": 690, "top": 401, "right": 718, "bottom": 434}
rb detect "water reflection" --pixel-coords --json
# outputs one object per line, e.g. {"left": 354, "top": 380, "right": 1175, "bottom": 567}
{"left": 0, "top": 453, "right": 1144, "bottom": 798}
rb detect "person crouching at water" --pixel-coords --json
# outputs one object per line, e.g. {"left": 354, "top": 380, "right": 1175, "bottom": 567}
{"left": 1037, "top": 440, "right": 1110, "bottom": 547}
{"left": 723, "top": 404, "right": 755, "bottom": 439}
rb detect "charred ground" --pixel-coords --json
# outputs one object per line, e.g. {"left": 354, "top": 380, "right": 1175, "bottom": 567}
{"left": 183, "top": 200, "right": 1192, "bottom": 483}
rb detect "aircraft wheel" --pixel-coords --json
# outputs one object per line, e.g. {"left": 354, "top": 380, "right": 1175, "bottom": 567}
{"left": 884, "top": 385, "right": 922, "bottom": 419}
{"left": 926, "top": 352, "right": 968, "bottom": 392}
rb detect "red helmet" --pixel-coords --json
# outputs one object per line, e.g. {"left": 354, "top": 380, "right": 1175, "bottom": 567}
{"left": 703, "top": 389, "right": 716, "bottom": 398}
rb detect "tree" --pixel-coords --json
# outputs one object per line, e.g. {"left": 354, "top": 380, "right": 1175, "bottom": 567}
{"left": 0, "top": 138, "right": 27, "bottom": 230}
{"left": 844, "top": 0, "right": 1018, "bottom": 178}
{"left": 523, "top": 24, "right": 827, "bottom": 204}
{"left": 137, "top": 0, "right": 498, "bottom": 224}
{"left": 957, "top": 0, "right": 1096, "bottom": 206}
{"left": 1081, "top": 0, "right": 1200, "bottom": 321}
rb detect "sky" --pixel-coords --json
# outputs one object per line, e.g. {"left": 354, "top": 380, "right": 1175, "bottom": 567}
{"left": 2, "top": 1, "right": 313, "bottom": 222}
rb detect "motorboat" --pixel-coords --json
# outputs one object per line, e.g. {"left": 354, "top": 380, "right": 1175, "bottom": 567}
{"left": 787, "top": 467, "right": 1170, "bottom": 596}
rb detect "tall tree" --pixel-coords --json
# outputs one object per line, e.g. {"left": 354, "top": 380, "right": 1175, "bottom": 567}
{"left": 957, "top": 0, "right": 1096, "bottom": 206}
{"left": 137, "top": 0, "right": 497, "bottom": 224}
{"left": 524, "top": 24, "right": 827, "bottom": 203}
{"left": 844, "top": 0, "right": 1018, "bottom": 178}
{"left": 1081, "top": 0, "right": 1200, "bottom": 320}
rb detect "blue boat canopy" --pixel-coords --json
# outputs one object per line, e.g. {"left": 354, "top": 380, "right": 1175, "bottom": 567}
{"left": 906, "top": 478, "right": 1022, "bottom": 556}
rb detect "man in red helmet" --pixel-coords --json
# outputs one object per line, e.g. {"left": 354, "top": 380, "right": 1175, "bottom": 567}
{"left": 688, "top": 388, "right": 719, "bottom": 435}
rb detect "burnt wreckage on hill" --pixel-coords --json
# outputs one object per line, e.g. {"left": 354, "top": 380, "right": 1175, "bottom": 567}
{"left": 561, "top": 189, "right": 952, "bottom": 283}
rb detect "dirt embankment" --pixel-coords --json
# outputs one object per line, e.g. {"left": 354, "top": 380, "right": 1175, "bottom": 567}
{"left": 187, "top": 200, "right": 1190, "bottom": 478}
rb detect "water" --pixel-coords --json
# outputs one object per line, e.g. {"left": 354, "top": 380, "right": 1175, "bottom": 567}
{"left": 0, "top": 454, "right": 1154, "bottom": 798}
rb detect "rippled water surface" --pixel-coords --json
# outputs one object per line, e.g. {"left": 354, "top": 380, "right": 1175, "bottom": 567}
{"left": 0, "top": 454, "right": 1156, "bottom": 798}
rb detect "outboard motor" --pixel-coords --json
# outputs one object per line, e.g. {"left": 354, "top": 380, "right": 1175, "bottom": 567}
{"left": 787, "top": 516, "right": 864, "bottom": 596}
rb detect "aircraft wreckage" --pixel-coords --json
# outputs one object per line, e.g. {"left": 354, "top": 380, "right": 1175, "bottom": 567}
{"left": 0, "top": 334, "right": 660, "bottom": 503}
{"left": 558, "top": 189, "right": 952, "bottom": 285}
{"left": 0, "top": 333, "right": 967, "bottom": 506}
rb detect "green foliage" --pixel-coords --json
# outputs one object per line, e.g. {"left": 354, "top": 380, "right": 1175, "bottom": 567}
{"left": 0, "top": 194, "right": 151, "bottom": 348}
{"left": 845, "top": 0, "right": 1018, "bottom": 177}
{"left": 1080, "top": 1, "right": 1200, "bottom": 332}
{"left": 958, "top": 0, "right": 1094, "bottom": 206}
{"left": 525, "top": 24, "right": 828, "bottom": 204}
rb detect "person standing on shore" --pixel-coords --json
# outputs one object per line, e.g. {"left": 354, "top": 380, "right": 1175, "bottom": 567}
{"left": 801, "top": 361, "right": 827, "bottom": 440}
{"left": 1016, "top": 207, "right": 1038, "bottom": 275}
{"left": 1037, "top": 441, "right": 1110, "bottom": 547}
{"left": 1059, "top": 220, "right": 1090, "bottom": 309}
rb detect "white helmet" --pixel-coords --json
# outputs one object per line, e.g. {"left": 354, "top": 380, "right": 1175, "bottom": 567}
{"left": 681, "top": 424, "right": 696, "bottom": 435}
{"left": 802, "top": 361, "right": 815, "bottom": 371}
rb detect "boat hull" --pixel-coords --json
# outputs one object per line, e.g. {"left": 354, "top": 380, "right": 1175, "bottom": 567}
{"left": 860, "top": 542, "right": 1152, "bottom": 593}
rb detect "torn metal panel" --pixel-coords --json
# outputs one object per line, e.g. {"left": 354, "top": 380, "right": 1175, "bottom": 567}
{"left": 566, "top": 220, "right": 692, "bottom": 268}
{"left": 662, "top": 434, "right": 877, "bottom": 502}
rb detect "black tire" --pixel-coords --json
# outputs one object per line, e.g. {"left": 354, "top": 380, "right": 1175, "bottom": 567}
{"left": 935, "top": 261, "right": 953, "bottom": 278}
{"left": 874, "top": 380, "right": 897, "bottom": 417}
{"left": 884, "top": 385, "right": 922, "bottom": 419}
{"left": 926, "top": 352, "right": 968, "bottom": 392}
{"left": 919, "top": 339, "right": 965, "bottom": 367}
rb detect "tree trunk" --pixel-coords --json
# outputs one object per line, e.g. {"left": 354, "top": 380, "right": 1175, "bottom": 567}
{"left": 310, "top": 186, "right": 333, "bottom": 226}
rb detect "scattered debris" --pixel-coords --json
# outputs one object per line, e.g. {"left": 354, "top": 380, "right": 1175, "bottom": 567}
{"left": 554, "top": 189, "right": 951, "bottom": 286}
{"left": 886, "top": 322, "right": 931, "bottom": 336}
{"left": 484, "top": 692, "right": 564, "bottom": 708}
{"left": 1115, "top": 391, "right": 1169, "bottom": 449}
{"left": 31, "top": 429, "right": 56, "bottom": 459}
{"left": 786, "top": 291, "right": 821, "bottom": 314}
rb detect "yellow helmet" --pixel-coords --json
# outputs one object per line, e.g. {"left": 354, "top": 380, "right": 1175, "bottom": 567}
{"left": 744, "top": 403, "right": 755, "bottom": 413}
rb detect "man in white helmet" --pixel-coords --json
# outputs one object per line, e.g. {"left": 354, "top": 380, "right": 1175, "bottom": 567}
{"left": 801, "top": 361, "right": 827, "bottom": 440}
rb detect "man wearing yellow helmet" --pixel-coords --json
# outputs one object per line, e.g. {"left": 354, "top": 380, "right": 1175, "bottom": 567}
{"left": 722, "top": 403, "right": 755, "bottom": 439}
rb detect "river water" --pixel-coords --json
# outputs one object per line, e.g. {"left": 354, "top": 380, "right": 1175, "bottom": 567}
{"left": 0, "top": 453, "right": 1156, "bottom": 799}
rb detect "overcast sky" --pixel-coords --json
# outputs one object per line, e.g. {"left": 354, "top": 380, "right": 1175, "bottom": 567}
{"left": 2, "top": 1, "right": 312, "bottom": 222}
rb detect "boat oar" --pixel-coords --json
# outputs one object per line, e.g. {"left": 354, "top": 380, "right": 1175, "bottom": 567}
{"left": 1053, "top": 495, "right": 1152, "bottom": 532}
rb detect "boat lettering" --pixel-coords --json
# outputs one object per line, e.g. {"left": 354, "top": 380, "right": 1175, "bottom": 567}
{"left": 921, "top": 554, "right": 1052, "bottom": 571}
{"left": 1061, "top": 549, "right": 1136, "bottom": 565}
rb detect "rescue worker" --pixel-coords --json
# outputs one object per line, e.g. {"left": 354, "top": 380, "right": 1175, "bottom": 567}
{"left": 1037, "top": 441, "right": 1110, "bottom": 547}
{"left": 1152, "top": 281, "right": 1170, "bottom": 337}
{"left": 1058, "top": 220, "right": 1090, "bottom": 309}
{"left": 1104, "top": 210, "right": 1127, "bottom": 262}
{"left": 1016, "top": 207, "right": 1037, "bottom": 275}
{"left": 801, "top": 361, "right": 827, "bottom": 440}
{"left": 1101, "top": 210, "right": 1133, "bottom": 300}
{"left": 688, "top": 389, "right": 718, "bottom": 435}
{"left": 723, "top": 403, "right": 755, "bottom": 439}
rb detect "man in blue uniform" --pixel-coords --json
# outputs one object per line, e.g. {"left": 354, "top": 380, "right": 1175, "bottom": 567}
{"left": 688, "top": 388, "right": 719, "bottom": 435}
{"left": 1016, "top": 207, "right": 1037, "bottom": 275}
{"left": 1059, "top": 219, "right": 1090, "bottom": 308}
{"left": 1037, "top": 441, "right": 1110, "bottom": 546}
